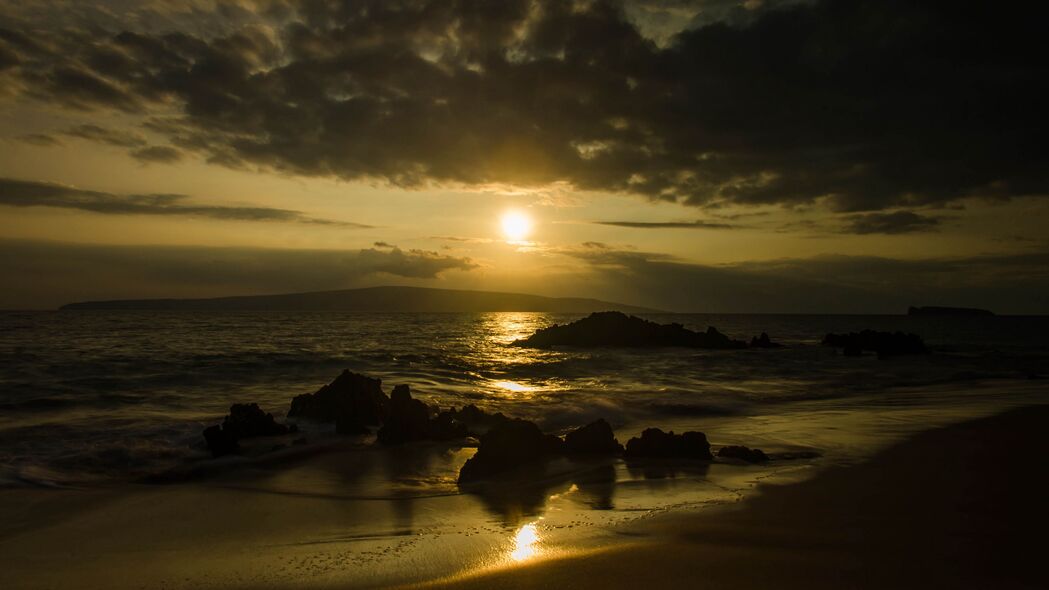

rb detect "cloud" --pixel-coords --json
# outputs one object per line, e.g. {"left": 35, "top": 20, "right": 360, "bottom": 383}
{"left": 63, "top": 123, "right": 147, "bottom": 147}
{"left": 841, "top": 211, "right": 942, "bottom": 235}
{"left": 129, "top": 145, "right": 182, "bottom": 163}
{"left": 15, "top": 133, "right": 62, "bottom": 146}
{"left": 1, "top": 0, "right": 1044, "bottom": 213}
{"left": 593, "top": 219, "right": 738, "bottom": 229}
{"left": 0, "top": 238, "right": 479, "bottom": 308}
{"left": 0, "top": 177, "right": 371, "bottom": 226}
{"left": 554, "top": 243, "right": 1049, "bottom": 313}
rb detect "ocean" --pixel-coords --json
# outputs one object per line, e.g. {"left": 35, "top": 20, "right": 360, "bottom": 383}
{"left": 2, "top": 310, "right": 1046, "bottom": 487}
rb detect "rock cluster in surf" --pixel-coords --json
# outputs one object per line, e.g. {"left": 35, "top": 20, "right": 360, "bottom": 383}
{"left": 201, "top": 370, "right": 784, "bottom": 479}
{"left": 822, "top": 330, "right": 928, "bottom": 358}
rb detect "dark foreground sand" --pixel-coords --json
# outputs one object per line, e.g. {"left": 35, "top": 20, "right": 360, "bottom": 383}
{"left": 418, "top": 405, "right": 1049, "bottom": 590}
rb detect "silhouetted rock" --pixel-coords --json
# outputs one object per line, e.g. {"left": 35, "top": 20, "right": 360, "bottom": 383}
{"left": 288, "top": 370, "right": 389, "bottom": 426}
{"left": 203, "top": 403, "right": 292, "bottom": 457}
{"left": 512, "top": 311, "right": 747, "bottom": 349}
{"left": 203, "top": 424, "right": 238, "bottom": 457}
{"left": 822, "top": 330, "right": 928, "bottom": 357}
{"left": 223, "top": 403, "right": 291, "bottom": 439}
{"left": 429, "top": 410, "right": 471, "bottom": 440}
{"left": 563, "top": 419, "right": 624, "bottom": 454}
{"left": 458, "top": 419, "right": 564, "bottom": 482}
{"left": 749, "top": 332, "right": 783, "bottom": 348}
{"left": 908, "top": 306, "right": 994, "bottom": 316}
{"left": 447, "top": 404, "right": 510, "bottom": 434}
{"left": 624, "top": 428, "right": 713, "bottom": 460}
{"left": 717, "top": 445, "right": 769, "bottom": 463}
{"left": 377, "top": 384, "right": 437, "bottom": 445}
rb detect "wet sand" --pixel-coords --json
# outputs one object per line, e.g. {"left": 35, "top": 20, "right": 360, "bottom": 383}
{"left": 419, "top": 405, "right": 1049, "bottom": 589}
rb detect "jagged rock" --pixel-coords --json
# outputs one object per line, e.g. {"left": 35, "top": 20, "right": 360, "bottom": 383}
{"left": 429, "top": 410, "right": 471, "bottom": 440}
{"left": 563, "top": 419, "right": 624, "bottom": 454}
{"left": 624, "top": 428, "right": 713, "bottom": 460}
{"left": 288, "top": 370, "right": 389, "bottom": 426}
{"left": 448, "top": 404, "right": 510, "bottom": 434}
{"left": 223, "top": 403, "right": 291, "bottom": 439}
{"left": 749, "top": 332, "right": 783, "bottom": 348}
{"left": 458, "top": 419, "right": 564, "bottom": 482}
{"left": 717, "top": 445, "right": 769, "bottom": 463}
{"left": 203, "top": 403, "right": 292, "bottom": 457}
{"left": 377, "top": 385, "right": 435, "bottom": 445}
{"left": 822, "top": 330, "right": 928, "bottom": 357}
{"left": 203, "top": 425, "right": 238, "bottom": 457}
{"left": 512, "top": 311, "right": 747, "bottom": 349}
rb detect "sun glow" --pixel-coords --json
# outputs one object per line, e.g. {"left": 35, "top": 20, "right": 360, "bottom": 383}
{"left": 500, "top": 211, "right": 532, "bottom": 242}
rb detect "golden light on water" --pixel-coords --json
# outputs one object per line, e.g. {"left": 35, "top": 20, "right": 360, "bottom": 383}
{"left": 500, "top": 211, "right": 532, "bottom": 242}
{"left": 509, "top": 522, "right": 541, "bottom": 562}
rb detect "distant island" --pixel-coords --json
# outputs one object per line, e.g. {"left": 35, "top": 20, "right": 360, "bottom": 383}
{"left": 908, "top": 306, "right": 995, "bottom": 316}
{"left": 59, "top": 286, "right": 661, "bottom": 313}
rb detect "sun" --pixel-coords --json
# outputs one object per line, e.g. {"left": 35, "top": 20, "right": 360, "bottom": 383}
{"left": 500, "top": 211, "right": 532, "bottom": 242}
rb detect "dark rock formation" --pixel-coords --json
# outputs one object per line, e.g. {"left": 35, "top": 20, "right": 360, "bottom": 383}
{"left": 749, "top": 332, "right": 782, "bottom": 348}
{"left": 458, "top": 419, "right": 564, "bottom": 482}
{"left": 512, "top": 311, "right": 747, "bottom": 349}
{"left": 563, "top": 419, "right": 624, "bottom": 454}
{"left": 377, "top": 384, "right": 432, "bottom": 445}
{"left": 822, "top": 330, "right": 929, "bottom": 357}
{"left": 624, "top": 428, "right": 713, "bottom": 460}
{"left": 223, "top": 403, "right": 292, "bottom": 439}
{"left": 908, "top": 306, "right": 994, "bottom": 316}
{"left": 203, "top": 403, "right": 293, "bottom": 457}
{"left": 717, "top": 445, "right": 769, "bottom": 463}
{"left": 203, "top": 425, "right": 238, "bottom": 457}
{"left": 288, "top": 370, "right": 389, "bottom": 426}
{"left": 446, "top": 404, "right": 510, "bottom": 434}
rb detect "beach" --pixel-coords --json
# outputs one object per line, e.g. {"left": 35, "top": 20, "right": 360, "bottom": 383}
{"left": 421, "top": 404, "right": 1049, "bottom": 590}
{"left": 1, "top": 388, "right": 1046, "bottom": 589}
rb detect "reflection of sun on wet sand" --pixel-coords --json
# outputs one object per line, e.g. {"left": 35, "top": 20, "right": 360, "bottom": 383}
{"left": 423, "top": 405, "right": 1049, "bottom": 590}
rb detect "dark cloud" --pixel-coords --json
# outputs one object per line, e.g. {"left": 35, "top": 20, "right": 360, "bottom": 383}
{"left": 0, "top": 177, "right": 371, "bottom": 226}
{"left": 593, "top": 219, "right": 737, "bottom": 229}
{"left": 63, "top": 124, "right": 147, "bottom": 147}
{"left": 556, "top": 243, "right": 1049, "bottom": 313}
{"left": 16, "top": 133, "right": 62, "bottom": 146}
{"left": 129, "top": 145, "right": 183, "bottom": 163}
{"left": 2, "top": 1, "right": 1047, "bottom": 212}
{"left": 842, "top": 211, "right": 942, "bottom": 235}
{"left": 0, "top": 238, "right": 479, "bottom": 309}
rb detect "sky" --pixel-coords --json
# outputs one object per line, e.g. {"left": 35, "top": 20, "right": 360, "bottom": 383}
{"left": 0, "top": 0, "right": 1047, "bottom": 312}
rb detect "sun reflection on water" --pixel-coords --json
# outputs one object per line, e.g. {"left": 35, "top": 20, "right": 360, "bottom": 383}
{"left": 509, "top": 522, "right": 541, "bottom": 562}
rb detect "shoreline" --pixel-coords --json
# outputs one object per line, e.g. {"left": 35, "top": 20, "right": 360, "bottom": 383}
{"left": 1, "top": 388, "right": 1046, "bottom": 589}
{"left": 417, "top": 404, "right": 1049, "bottom": 589}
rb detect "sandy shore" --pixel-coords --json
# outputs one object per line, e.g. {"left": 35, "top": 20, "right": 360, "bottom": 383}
{"left": 418, "top": 405, "right": 1049, "bottom": 590}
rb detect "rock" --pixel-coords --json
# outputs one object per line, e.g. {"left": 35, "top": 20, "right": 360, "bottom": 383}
{"left": 749, "top": 332, "right": 782, "bottom": 348}
{"left": 822, "top": 330, "right": 928, "bottom": 357}
{"left": 624, "top": 428, "right": 713, "bottom": 460}
{"left": 448, "top": 404, "right": 510, "bottom": 434}
{"left": 717, "top": 445, "right": 769, "bottom": 463}
{"left": 458, "top": 419, "right": 564, "bottom": 482}
{"left": 429, "top": 410, "right": 471, "bottom": 440}
{"left": 563, "top": 419, "right": 624, "bottom": 454}
{"left": 203, "top": 424, "right": 238, "bottom": 457}
{"left": 377, "top": 384, "right": 436, "bottom": 445}
{"left": 223, "top": 403, "right": 290, "bottom": 439}
{"left": 203, "top": 403, "right": 292, "bottom": 457}
{"left": 512, "top": 311, "right": 747, "bottom": 349}
{"left": 287, "top": 370, "right": 389, "bottom": 427}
